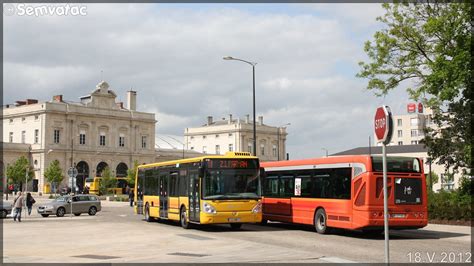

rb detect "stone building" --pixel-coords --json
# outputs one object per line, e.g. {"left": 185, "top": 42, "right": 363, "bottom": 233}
{"left": 184, "top": 115, "right": 288, "bottom": 162}
{"left": 2, "top": 81, "right": 156, "bottom": 193}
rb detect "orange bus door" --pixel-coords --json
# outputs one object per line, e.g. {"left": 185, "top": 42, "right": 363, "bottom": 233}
{"left": 159, "top": 174, "right": 169, "bottom": 218}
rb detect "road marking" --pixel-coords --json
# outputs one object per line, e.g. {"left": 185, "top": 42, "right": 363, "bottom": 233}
{"left": 320, "top": 256, "right": 356, "bottom": 263}
{"left": 119, "top": 214, "right": 127, "bottom": 217}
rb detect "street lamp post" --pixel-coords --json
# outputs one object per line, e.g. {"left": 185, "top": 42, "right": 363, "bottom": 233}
{"left": 321, "top": 148, "right": 328, "bottom": 157}
{"left": 223, "top": 56, "right": 257, "bottom": 156}
{"left": 277, "top": 123, "right": 291, "bottom": 161}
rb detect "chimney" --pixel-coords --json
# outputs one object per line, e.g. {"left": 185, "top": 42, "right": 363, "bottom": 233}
{"left": 245, "top": 114, "right": 250, "bottom": 124}
{"left": 258, "top": 116, "right": 263, "bottom": 125}
{"left": 228, "top": 114, "right": 233, "bottom": 124}
{"left": 127, "top": 91, "right": 137, "bottom": 111}
{"left": 116, "top": 102, "right": 124, "bottom": 109}
{"left": 207, "top": 116, "right": 213, "bottom": 126}
{"left": 26, "top": 99, "right": 38, "bottom": 105}
{"left": 52, "top": 95, "right": 63, "bottom": 102}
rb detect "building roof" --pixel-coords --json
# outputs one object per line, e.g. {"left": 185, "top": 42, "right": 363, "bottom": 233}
{"left": 331, "top": 144, "right": 428, "bottom": 156}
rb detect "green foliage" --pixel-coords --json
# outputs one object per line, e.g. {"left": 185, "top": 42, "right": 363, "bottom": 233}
{"left": 428, "top": 189, "right": 472, "bottom": 221}
{"left": 44, "top": 160, "right": 64, "bottom": 194}
{"left": 99, "top": 167, "right": 116, "bottom": 195}
{"left": 6, "top": 156, "right": 34, "bottom": 188}
{"left": 457, "top": 176, "right": 473, "bottom": 196}
{"left": 358, "top": 2, "right": 471, "bottom": 173}
{"left": 126, "top": 160, "right": 138, "bottom": 187}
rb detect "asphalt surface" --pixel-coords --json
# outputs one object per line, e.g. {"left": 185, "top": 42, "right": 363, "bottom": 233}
{"left": 2, "top": 196, "right": 472, "bottom": 263}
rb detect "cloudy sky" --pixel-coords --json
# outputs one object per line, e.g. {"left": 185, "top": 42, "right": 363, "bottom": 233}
{"left": 4, "top": 3, "right": 414, "bottom": 159}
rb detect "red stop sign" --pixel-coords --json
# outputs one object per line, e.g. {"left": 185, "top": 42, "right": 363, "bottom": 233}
{"left": 374, "top": 106, "right": 392, "bottom": 143}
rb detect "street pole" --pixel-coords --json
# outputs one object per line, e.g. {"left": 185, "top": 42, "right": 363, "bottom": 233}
{"left": 382, "top": 143, "right": 389, "bottom": 264}
{"left": 252, "top": 64, "right": 256, "bottom": 157}
{"left": 277, "top": 128, "right": 280, "bottom": 161}
{"left": 223, "top": 56, "right": 257, "bottom": 156}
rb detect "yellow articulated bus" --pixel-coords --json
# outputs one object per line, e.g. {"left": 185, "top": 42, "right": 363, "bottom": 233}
{"left": 134, "top": 152, "right": 262, "bottom": 229}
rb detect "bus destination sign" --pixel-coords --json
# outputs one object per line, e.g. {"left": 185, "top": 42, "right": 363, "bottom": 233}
{"left": 207, "top": 159, "right": 258, "bottom": 169}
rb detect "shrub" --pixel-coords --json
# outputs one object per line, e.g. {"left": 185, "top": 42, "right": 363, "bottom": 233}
{"left": 428, "top": 189, "right": 472, "bottom": 221}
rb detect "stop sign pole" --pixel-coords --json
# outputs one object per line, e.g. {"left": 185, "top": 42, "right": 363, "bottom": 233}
{"left": 374, "top": 106, "right": 393, "bottom": 264}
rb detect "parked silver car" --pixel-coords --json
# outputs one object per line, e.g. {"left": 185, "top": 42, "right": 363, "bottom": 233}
{"left": 37, "top": 195, "right": 101, "bottom": 217}
{"left": 1, "top": 201, "right": 13, "bottom": 218}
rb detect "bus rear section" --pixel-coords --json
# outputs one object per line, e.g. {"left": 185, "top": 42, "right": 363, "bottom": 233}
{"left": 351, "top": 156, "right": 428, "bottom": 231}
{"left": 135, "top": 153, "right": 262, "bottom": 229}
{"left": 261, "top": 155, "right": 428, "bottom": 234}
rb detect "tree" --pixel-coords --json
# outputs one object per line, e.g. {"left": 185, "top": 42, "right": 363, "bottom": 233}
{"left": 357, "top": 2, "right": 471, "bottom": 174}
{"left": 126, "top": 160, "right": 139, "bottom": 188}
{"left": 99, "top": 167, "right": 116, "bottom": 195}
{"left": 44, "top": 160, "right": 63, "bottom": 194}
{"left": 6, "top": 156, "right": 34, "bottom": 190}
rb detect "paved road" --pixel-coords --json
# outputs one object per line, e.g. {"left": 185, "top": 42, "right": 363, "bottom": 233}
{"left": 2, "top": 197, "right": 472, "bottom": 263}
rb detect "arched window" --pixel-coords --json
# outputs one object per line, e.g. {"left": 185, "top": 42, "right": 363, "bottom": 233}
{"left": 116, "top": 163, "right": 128, "bottom": 178}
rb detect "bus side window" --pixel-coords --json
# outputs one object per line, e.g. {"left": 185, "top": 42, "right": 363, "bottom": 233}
{"left": 178, "top": 170, "right": 187, "bottom": 196}
{"left": 279, "top": 175, "right": 294, "bottom": 197}
{"left": 299, "top": 175, "right": 312, "bottom": 197}
{"left": 170, "top": 172, "right": 178, "bottom": 197}
{"left": 264, "top": 175, "right": 279, "bottom": 197}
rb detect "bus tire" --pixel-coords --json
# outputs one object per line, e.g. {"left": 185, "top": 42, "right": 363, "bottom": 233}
{"left": 145, "top": 204, "right": 153, "bottom": 222}
{"left": 260, "top": 219, "right": 268, "bottom": 225}
{"left": 230, "top": 223, "right": 242, "bottom": 230}
{"left": 314, "top": 208, "right": 330, "bottom": 234}
{"left": 180, "top": 206, "right": 192, "bottom": 229}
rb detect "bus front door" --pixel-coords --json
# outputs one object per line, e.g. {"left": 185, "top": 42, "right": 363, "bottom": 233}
{"left": 189, "top": 172, "right": 200, "bottom": 222}
{"left": 159, "top": 174, "right": 169, "bottom": 218}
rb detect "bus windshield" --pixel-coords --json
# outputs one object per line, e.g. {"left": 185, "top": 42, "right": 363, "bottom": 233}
{"left": 203, "top": 168, "right": 260, "bottom": 200}
{"left": 371, "top": 156, "right": 421, "bottom": 173}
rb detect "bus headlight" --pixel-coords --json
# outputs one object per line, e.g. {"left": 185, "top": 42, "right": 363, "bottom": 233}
{"left": 252, "top": 202, "right": 262, "bottom": 213}
{"left": 203, "top": 202, "right": 216, "bottom": 214}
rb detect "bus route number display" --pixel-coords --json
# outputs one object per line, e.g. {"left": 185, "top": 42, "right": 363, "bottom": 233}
{"left": 207, "top": 159, "right": 257, "bottom": 169}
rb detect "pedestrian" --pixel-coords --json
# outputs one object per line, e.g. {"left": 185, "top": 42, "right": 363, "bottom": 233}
{"left": 26, "top": 192, "right": 36, "bottom": 215}
{"left": 129, "top": 188, "right": 134, "bottom": 207}
{"left": 13, "top": 192, "right": 25, "bottom": 222}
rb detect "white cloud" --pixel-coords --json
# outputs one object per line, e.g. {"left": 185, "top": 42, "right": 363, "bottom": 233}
{"left": 4, "top": 3, "right": 411, "bottom": 159}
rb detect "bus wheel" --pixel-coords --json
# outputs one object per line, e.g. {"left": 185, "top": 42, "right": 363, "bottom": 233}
{"left": 180, "top": 207, "right": 192, "bottom": 229}
{"left": 260, "top": 219, "right": 268, "bottom": 225}
{"left": 145, "top": 204, "right": 153, "bottom": 222}
{"left": 230, "top": 223, "right": 242, "bottom": 230}
{"left": 314, "top": 209, "right": 330, "bottom": 234}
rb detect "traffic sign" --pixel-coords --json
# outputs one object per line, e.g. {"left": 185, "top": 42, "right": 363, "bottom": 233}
{"left": 374, "top": 106, "right": 393, "bottom": 145}
{"left": 67, "top": 167, "right": 78, "bottom": 178}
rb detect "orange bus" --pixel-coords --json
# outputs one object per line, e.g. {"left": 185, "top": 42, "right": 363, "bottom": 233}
{"left": 261, "top": 155, "right": 428, "bottom": 234}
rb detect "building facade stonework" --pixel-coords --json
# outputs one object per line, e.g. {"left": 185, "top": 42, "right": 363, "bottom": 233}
{"left": 2, "top": 81, "right": 156, "bottom": 193}
{"left": 185, "top": 115, "right": 288, "bottom": 162}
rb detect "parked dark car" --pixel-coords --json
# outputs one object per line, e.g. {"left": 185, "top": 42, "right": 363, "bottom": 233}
{"left": 37, "top": 195, "right": 101, "bottom": 217}
{"left": 1, "top": 201, "right": 13, "bottom": 218}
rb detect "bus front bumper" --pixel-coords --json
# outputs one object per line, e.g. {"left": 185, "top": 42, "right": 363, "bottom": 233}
{"left": 200, "top": 211, "right": 262, "bottom": 224}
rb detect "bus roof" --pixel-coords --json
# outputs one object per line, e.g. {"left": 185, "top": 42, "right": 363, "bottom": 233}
{"left": 261, "top": 155, "right": 422, "bottom": 172}
{"left": 261, "top": 155, "right": 373, "bottom": 168}
{"left": 138, "top": 152, "right": 258, "bottom": 169}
